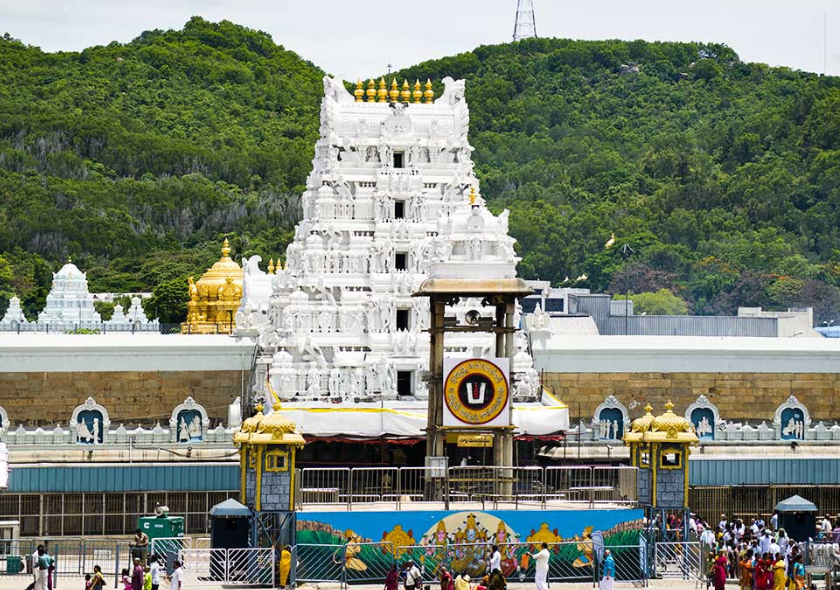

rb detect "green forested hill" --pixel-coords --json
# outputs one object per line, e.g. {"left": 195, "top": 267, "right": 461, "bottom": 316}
{"left": 3, "top": 19, "right": 840, "bottom": 321}
{"left": 0, "top": 17, "right": 323, "bottom": 318}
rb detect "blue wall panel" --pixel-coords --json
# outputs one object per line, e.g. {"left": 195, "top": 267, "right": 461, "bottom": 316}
{"left": 6, "top": 464, "right": 239, "bottom": 493}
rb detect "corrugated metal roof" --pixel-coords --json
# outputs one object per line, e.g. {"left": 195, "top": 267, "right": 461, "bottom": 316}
{"left": 546, "top": 316, "right": 600, "bottom": 335}
{"left": 602, "top": 315, "right": 778, "bottom": 337}
{"left": 690, "top": 457, "right": 840, "bottom": 486}
{"left": 7, "top": 464, "right": 239, "bottom": 493}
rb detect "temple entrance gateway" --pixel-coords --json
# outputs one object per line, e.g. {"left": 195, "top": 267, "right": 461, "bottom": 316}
{"left": 417, "top": 275, "right": 531, "bottom": 497}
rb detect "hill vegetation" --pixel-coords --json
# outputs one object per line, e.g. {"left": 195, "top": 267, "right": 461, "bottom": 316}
{"left": 3, "top": 19, "right": 840, "bottom": 322}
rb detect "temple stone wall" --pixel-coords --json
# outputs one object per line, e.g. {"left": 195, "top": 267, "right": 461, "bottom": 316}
{"left": 543, "top": 372, "right": 840, "bottom": 422}
{"left": 0, "top": 370, "right": 247, "bottom": 426}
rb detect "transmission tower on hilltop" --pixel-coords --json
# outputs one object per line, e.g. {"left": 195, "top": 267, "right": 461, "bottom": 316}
{"left": 513, "top": 0, "right": 538, "bottom": 41}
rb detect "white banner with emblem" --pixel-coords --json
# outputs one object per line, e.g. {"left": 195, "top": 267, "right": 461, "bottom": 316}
{"left": 442, "top": 357, "right": 511, "bottom": 428}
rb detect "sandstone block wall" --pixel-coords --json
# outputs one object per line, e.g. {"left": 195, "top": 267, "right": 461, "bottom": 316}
{"left": 543, "top": 372, "right": 840, "bottom": 423}
{"left": 0, "top": 370, "right": 248, "bottom": 426}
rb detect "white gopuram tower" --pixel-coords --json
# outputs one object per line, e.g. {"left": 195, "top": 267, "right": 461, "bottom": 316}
{"left": 239, "top": 76, "right": 566, "bottom": 438}
{"left": 38, "top": 260, "right": 102, "bottom": 328}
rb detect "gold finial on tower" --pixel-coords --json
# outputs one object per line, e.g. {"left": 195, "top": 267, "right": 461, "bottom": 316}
{"left": 413, "top": 79, "right": 422, "bottom": 103}
{"left": 665, "top": 400, "right": 675, "bottom": 412}
{"left": 366, "top": 79, "right": 376, "bottom": 102}
{"left": 377, "top": 78, "right": 388, "bottom": 103}
{"left": 389, "top": 78, "right": 399, "bottom": 103}
{"left": 254, "top": 402, "right": 264, "bottom": 414}
{"left": 424, "top": 78, "right": 434, "bottom": 103}
{"left": 268, "top": 258, "right": 275, "bottom": 274}
{"left": 469, "top": 186, "right": 477, "bottom": 205}
{"left": 354, "top": 79, "right": 364, "bottom": 102}
{"left": 400, "top": 79, "right": 411, "bottom": 102}
{"left": 221, "top": 238, "right": 231, "bottom": 259}
{"left": 645, "top": 404, "right": 653, "bottom": 414}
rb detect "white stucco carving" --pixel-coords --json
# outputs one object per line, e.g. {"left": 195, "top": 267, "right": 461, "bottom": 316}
{"left": 237, "top": 75, "right": 542, "bottom": 426}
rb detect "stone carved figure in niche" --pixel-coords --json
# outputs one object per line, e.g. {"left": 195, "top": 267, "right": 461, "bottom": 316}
{"left": 78, "top": 420, "right": 93, "bottom": 443}
{"left": 189, "top": 416, "right": 202, "bottom": 439}
{"left": 697, "top": 416, "right": 713, "bottom": 438}
{"left": 179, "top": 417, "right": 189, "bottom": 442}
{"left": 307, "top": 362, "right": 322, "bottom": 397}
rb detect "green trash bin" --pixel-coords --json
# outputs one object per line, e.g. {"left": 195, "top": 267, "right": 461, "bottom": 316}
{"left": 6, "top": 555, "right": 22, "bottom": 574}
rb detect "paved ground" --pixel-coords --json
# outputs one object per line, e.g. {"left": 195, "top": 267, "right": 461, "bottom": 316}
{"left": 0, "top": 578, "right": 735, "bottom": 590}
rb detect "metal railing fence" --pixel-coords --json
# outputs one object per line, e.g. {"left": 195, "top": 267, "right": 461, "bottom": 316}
{"left": 290, "top": 540, "right": 649, "bottom": 586}
{"left": 296, "top": 465, "right": 638, "bottom": 510}
{"left": 652, "top": 540, "right": 702, "bottom": 581}
{"left": 179, "top": 548, "right": 274, "bottom": 586}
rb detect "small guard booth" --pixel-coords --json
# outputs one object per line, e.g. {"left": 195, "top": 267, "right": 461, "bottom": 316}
{"left": 775, "top": 495, "right": 817, "bottom": 542}
{"left": 210, "top": 498, "right": 251, "bottom": 548}
{"left": 233, "top": 402, "right": 304, "bottom": 550}
{"left": 209, "top": 498, "right": 252, "bottom": 582}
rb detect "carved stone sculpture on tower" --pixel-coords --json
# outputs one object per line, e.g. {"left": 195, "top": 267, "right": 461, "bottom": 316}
{"left": 238, "top": 74, "right": 541, "bottom": 412}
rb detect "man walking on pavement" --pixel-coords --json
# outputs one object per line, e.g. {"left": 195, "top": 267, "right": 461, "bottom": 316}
{"left": 529, "top": 542, "right": 550, "bottom": 590}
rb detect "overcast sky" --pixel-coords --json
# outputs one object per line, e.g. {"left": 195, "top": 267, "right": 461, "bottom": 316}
{"left": 2, "top": 0, "right": 840, "bottom": 79}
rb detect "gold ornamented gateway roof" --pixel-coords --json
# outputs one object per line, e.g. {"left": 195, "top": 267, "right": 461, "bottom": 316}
{"left": 646, "top": 400, "right": 699, "bottom": 443}
{"left": 624, "top": 401, "right": 699, "bottom": 444}
{"left": 233, "top": 402, "right": 306, "bottom": 447}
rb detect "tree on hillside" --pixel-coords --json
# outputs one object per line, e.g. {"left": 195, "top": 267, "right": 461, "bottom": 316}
{"left": 615, "top": 289, "right": 689, "bottom": 316}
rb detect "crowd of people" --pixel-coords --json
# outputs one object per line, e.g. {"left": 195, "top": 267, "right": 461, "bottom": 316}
{"left": 24, "top": 529, "right": 182, "bottom": 590}
{"left": 690, "top": 512, "right": 821, "bottom": 590}
{"left": 384, "top": 551, "right": 509, "bottom": 590}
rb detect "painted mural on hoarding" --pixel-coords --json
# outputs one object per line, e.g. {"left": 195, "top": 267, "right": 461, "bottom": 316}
{"left": 296, "top": 509, "right": 644, "bottom": 583}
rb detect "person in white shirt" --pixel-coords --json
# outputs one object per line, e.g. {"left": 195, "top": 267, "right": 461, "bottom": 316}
{"left": 529, "top": 542, "right": 550, "bottom": 590}
{"left": 822, "top": 515, "right": 833, "bottom": 536}
{"left": 405, "top": 560, "right": 421, "bottom": 590}
{"left": 718, "top": 514, "right": 728, "bottom": 531}
{"left": 149, "top": 555, "right": 161, "bottom": 590}
{"left": 489, "top": 546, "right": 501, "bottom": 573}
{"left": 169, "top": 560, "right": 182, "bottom": 590}
{"left": 700, "top": 528, "right": 716, "bottom": 552}
{"left": 759, "top": 530, "right": 771, "bottom": 555}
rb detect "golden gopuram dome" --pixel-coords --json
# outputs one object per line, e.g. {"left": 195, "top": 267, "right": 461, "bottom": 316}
{"left": 647, "top": 401, "right": 698, "bottom": 443}
{"left": 181, "top": 238, "right": 244, "bottom": 334}
{"left": 623, "top": 401, "right": 698, "bottom": 444}
{"left": 623, "top": 404, "right": 655, "bottom": 443}
{"left": 234, "top": 402, "right": 305, "bottom": 446}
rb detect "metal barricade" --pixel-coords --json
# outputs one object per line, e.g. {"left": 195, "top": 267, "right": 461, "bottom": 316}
{"left": 293, "top": 465, "right": 639, "bottom": 511}
{"left": 509, "top": 466, "right": 546, "bottom": 508}
{"left": 348, "top": 468, "right": 400, "bottom": 509}
{"left": 544, "top": 466, "right": 594, "bottom": 505}
{"left": 292, "top": 544, "right": 346, "bottom": 584}
{"left": 399, "top": 466, "right": 442, "bottom": 506}
{"left": 150, "top": 537, "right": 191, "bottom": 575}
{"left": 448, "top": 466, "right": 501, "bottom": 507}
{"left": 653, "top": 540, "right": 702, "bottom": 580}
{"left": 394, "top": 545, "right": 445, "bottom": 582}
{"left": 592, "top": 466, "right": 638, "bottom": 505}
{"left": 81, "top": 539, "right": 130, "bottom": 582}
{"left": 601, "top": 543, "right": 649, "bottom": 584}
{"left": 342, "top": 541, "right": 395, "bottom": 584}
{"left": 298, "top": 468, "right": 350, "bottom": 509}
{"left": 0, "top": 538, "right": 34, "bottom": 576}
{"left": 150, "top": 537, "right": 192, "bottom": 556}
{"left": 179, "top": 548, "right": 226, "bottom": 585}
{"left": 227, "top": 548, "right": 274, "bottom": 586}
